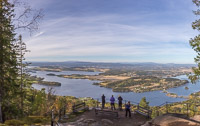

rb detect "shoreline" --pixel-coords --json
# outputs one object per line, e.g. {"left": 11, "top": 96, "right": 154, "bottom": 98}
{"left": 163, "top": 90, "right": 189, "bottom": 99}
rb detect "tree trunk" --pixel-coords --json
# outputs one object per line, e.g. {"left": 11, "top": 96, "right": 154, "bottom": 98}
{"left": 0, "top": 95, "right": 3, "bottom": 123}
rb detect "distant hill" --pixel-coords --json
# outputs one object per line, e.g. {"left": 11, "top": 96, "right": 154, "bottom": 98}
{"left": 30, "top": 61, "right": 196, "bottom": 70}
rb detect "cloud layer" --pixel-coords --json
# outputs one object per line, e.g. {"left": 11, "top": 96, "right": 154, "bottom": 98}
{"left": 22, "top": 0, "right": 198, "bottom": 63}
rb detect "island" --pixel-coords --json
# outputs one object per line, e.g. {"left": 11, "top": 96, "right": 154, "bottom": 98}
{"left": 166, "top": 93, "right": 178, "bottom": 98}
{"left": 37, "top": 81, "right": 61, "bottom": 86}
{"left": 102, "top": 76, "right": 189, "bottom": 93}
{"left": 46, "top": 73, "right": 56, "bottom": 76}
{"left": 56, "top": 74, "right": 188, "bottom": 93}
{"left": 28, "top": 75, "right": 61, "bottom": 86}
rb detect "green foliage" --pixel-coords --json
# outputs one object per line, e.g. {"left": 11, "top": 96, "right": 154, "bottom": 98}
{"left": 0, "top": 0, "right": 44, "bottom": 123}
{"left": 0, "top": 0, "right": 19, "bottom": 122}
{"left": 189, "top": 0, "right": 200, "bottom": 83}
{"left": 31, "top": 89, "right": 47, "bottom": 115}
{"left": 139, "top": 97, "right": 149, "bottom": 109}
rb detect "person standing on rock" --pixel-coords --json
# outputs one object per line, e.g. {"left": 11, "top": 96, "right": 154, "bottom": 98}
{"left": 110, "top": 95, "right": 116, "bottom": 110}
{"left": 125, "top": 101, "right": 131, "bottom": 117}
{"left": 118, "top": 95, "right": 123, "bottom": 110}
{"left": 102, "top": 94, "right": 105, "bottom": 109}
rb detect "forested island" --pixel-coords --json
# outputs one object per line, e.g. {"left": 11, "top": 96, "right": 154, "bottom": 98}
{"left": 28, "top": 76, "right": 61, "bottom": 86}
{"left": 95, "top": 76, "right": 189, "bottom": 93}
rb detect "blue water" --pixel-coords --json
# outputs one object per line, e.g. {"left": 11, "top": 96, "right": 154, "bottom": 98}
{"left": 31, "top": 71, "right": 200, "bottom": 106}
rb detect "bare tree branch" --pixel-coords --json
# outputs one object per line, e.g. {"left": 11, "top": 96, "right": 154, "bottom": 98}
{"left": 11, "top": 0, "right": 44, "bottom": 34}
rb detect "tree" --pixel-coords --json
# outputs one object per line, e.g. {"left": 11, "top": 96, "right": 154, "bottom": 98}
{"left": 0, "top": 0, "right": 19, "bottom": 122}
{"left": 139, "top": 97, "right": 149, "bottom": 109}
{"left": 0, "top": 0, "right": 43, "bottom": 122}
{"left": 15, "top": 35, "right": 30, "bottom": 116}
{"left": 189, "top": 0, "right": 200, "bottom": 83}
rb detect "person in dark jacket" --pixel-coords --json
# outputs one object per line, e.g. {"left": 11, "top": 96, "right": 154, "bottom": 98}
{"left": 102, "top": 94, "right": 105, "bottom": 109}
{"left": 110, "top": 95, "right": 116, "bottom": 110}
{"left": 118, "top": 95, "right": 123, "bottom": 110}
{"left": 125, "top": 101, "right": 131, "bottom": 117}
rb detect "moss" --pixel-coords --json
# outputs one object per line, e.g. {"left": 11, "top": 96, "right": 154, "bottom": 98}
{"left": 4, "top": 119, "right": 25, "bottom": 126}
{"left": 23, "top": 116, "right": 50, "bottom": 125}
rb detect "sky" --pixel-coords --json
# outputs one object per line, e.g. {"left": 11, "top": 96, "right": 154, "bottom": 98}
{"left": 19, "top": 0, "right": 200, "bottom": 64}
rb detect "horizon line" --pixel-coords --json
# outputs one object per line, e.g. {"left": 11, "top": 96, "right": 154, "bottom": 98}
{"left": 27, "top": 60, "right": 196, "bottom": 65}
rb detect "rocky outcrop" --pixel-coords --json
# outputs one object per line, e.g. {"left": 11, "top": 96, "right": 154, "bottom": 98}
{"left": 190, "top": 115, "right": 200, "bottom": 122}
{"left": 63, "top": 118, "right": 100, "bottom": 126}
{"left": 144, "top": 114, "right": 200, "bottom": 126}
{"left": 101, "top": 119, "right": 114, "bottom": 125}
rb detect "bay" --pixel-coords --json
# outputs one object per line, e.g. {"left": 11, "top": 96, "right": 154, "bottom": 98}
{"left": 31, "top": 71, "right": 200, "bottom": 106}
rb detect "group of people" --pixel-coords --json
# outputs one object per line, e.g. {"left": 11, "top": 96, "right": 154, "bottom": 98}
{"left": 101, "top": 94, "right": 131, "bottom": 117}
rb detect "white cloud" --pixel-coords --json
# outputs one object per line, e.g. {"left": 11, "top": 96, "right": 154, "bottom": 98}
{"left": 24, "top": 14, "right": 197, "bottom": 63}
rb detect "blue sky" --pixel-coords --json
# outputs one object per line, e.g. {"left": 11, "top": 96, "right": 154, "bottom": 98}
{"left": 21, "top": 0, "right": 199, "bottom": 63}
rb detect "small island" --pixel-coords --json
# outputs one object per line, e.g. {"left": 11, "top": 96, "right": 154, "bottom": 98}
{"left": 166, "top": 93, "right": 178, "bottom": 98}
{"left": 28, "top": 75, "right": 61, "bottom": 86}
{"left": 47, "top": 73, "right": 56, "bottom": 76}
{"left": 37, "top": 81, "right": 61, "bottom": 86}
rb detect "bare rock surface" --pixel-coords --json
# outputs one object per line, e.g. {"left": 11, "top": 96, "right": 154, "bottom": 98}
{"left": 61, "top": 109, "right": 149, "bottom": 126}
{"left": 151, "top": 114, "right": 200, "bottom": 126}
{"left": 60, "top": 110, "right": 200, "bottom": 126}
{"left": 191, "top": 115, "right": 200, "bottom": 122}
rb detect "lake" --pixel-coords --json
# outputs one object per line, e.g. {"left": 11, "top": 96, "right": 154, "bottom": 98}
{"left": 31, "top": 71, "right": 200, "bottom": 106}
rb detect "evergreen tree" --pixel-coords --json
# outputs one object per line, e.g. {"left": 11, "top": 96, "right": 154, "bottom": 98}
{"left": 0, "top": 0, "right": 19, "bottom": 122}
{"left": 139, "top": 97, "right": 149, "bottom": 109}
{"left": 189, "top": 0, "right": 200, "bottom": 82}
{"left": 15, "top": 35, "right": 30, "bottom": 116}
{"left": 0, "top": 0, "right": 42, "bottom": 122}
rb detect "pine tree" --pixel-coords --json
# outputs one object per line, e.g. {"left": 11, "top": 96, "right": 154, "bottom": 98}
{"left": 189, "top": 0, "right": 200, "bottom": 82}
{"left": 0, "top": 0, "right": 18, "bottom": 122}
{"left": 139, "top": 97, "right": 149, "bottom": 109}
{"left": 15, "top": 35, "right": 30, "bottom": 116}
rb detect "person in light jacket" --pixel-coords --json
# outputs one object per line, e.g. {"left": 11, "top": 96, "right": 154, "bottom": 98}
{"left": 110, "top": 95, "right": 116, "bottom": 110}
